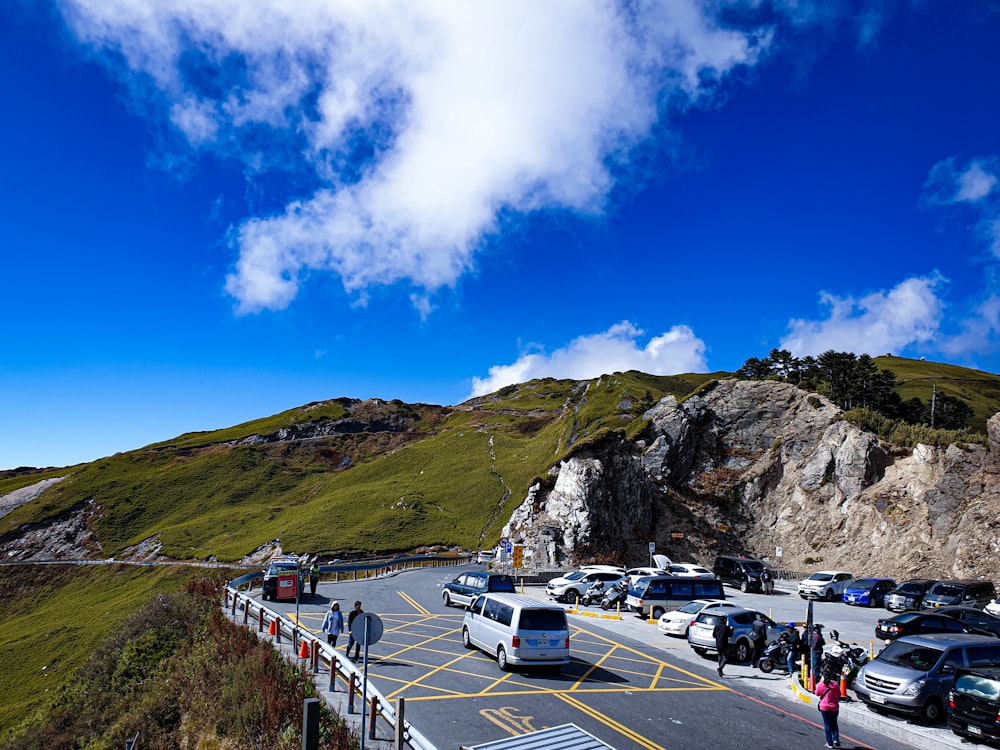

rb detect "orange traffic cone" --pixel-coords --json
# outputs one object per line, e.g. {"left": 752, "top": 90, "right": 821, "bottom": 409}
{"left": 267, "top": 619, "right": 277, "bottom": 636}
{"left": 298, "top": 638, "right": 311, "bottom": 659}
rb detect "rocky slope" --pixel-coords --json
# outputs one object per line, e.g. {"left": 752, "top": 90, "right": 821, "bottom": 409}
{"left": 504, "top": 379, "right": 1000, "bottom": 582}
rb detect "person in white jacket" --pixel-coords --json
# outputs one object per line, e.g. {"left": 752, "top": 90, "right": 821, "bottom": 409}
{"left": 321, "top": 602, "right": 345, "bottom": 648}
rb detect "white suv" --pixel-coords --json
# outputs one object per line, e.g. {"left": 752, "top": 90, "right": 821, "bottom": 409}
{"left": 798, "top": 571, "right": 855, "bottom": 601}
{"left": 545, "top": 570, "right": 624, "bottom": 604}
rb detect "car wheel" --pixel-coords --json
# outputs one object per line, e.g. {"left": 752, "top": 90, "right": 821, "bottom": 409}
{"left": 692, "top": 647, "right": 708, "bottom": 657}
{"left": 462, "top": 627, "right": 473, "bottom": 649}
{"left": 601, "top": 600, "right": 611, "bottom": 611}
{"left": 799, "top": 594, "right": 807, "bottom": 600}
{"left": 734, "top": 639, "right": 751, "bottom": 663}
{"left": 824, "top": 589, "right": 835, "bottom": 602}
{"left": 740, "top": 580, "right": 750, "bottom": 593}
{"left": 922, "top": 697, "right": 944, "bottom": 724}
{"left": 652, "top": 607, "right": 665, "bottom": 620}
{"left": 566, "top": 590, "right": 580, "bottom": 604}
{"left": 442, "top": 591, "right": 452, "bottom": 607}
{"left": 497, "top": 646, "right": 509, "bottom": 671}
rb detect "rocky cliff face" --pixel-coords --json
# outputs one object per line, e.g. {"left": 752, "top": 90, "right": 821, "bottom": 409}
{"left": 504, "top": 379, "right": 1000, "bottom": 582}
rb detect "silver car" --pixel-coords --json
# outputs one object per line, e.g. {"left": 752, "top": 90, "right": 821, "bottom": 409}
{"left": 687, "top": 607, "right": 783, "bottom": 662}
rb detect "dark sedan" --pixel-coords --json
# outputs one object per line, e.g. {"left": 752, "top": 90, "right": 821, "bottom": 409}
{"left": 935, "top": 606, "right": 1000, "bottom": 637}
{"left": 875, "top": 611, "right": 984, "bottom": 642}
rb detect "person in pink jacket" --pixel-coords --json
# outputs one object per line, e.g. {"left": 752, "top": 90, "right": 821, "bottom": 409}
{"left": 815, "top": 673, "right": 841, "bottom": 747}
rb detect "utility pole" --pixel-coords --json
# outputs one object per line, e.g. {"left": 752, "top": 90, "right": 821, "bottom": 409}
{"left": 931, "top": 384, "right": 937, "bottom": 428}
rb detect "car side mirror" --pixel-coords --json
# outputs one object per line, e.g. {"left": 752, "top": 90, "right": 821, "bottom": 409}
{"left": 466, "top": 604, "right": 474, "bottom": 613}
{"left": 939, "top": 664, "right": 954, "bottom": 675}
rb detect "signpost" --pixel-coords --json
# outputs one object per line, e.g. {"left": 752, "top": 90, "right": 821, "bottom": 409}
{"left": 776, "top": 546, "right": 783, "bottom": 582}
{"left": 648, "top": 541, "right": 655, "bottom": 567}
{"left": 512, "top": 544, "right": 523, "bottom": 569}
{"left": 351, "top": 613, "right": 384, "bottom": 750}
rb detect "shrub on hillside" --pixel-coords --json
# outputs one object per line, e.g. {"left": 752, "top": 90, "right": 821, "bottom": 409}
{"left": 7, "top": 577, "right": 356, "bottom": 750}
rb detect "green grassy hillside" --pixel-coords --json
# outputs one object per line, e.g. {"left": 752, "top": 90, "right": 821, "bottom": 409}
{"left": 3, "top": 362, "right": 997, "bottom": 563}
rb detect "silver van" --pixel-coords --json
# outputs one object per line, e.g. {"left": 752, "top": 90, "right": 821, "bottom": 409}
{"left": 854, "top": 633, "right": 1000, "bottom": 723}
{"left": 626, "top": 575, "right": 726, "bottom": 619}
{"left": 462, "top": 593, "right": 570, "bottom": 672}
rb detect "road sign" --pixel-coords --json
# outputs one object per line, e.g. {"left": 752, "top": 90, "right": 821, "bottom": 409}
{"left": 512, "top": 544, "right": 523, "bottom": 568}
{"left": 350, "top": 612, "right": 384, "bottom": 646}
{"left": 776, "top": 546, "right": 783, "bottom": 558}
{"left": 277, "top": 572, "right": 298, "bottom": 601}
{"left": 648, "top": 542, "right": 655, "bottom": 553}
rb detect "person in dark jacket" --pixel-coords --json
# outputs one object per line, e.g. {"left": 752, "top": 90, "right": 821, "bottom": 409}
{"left": 784, "top": 624, "right": 801, "bottom": 676}
{"left": 750, "top": 612, "right": 767, "bottom": 666}
{"left": 810, "top": 624, "right": 826, "bottom": 679}
{"left": 713, "top": 613, "right": 733, "bottom": 677}
{"left": 346, "top": 600, "right": 364, "bottom": 661}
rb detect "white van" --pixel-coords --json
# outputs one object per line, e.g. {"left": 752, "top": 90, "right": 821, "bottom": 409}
{"left": 461, "top": 593, "right": 570, "bottom": 671}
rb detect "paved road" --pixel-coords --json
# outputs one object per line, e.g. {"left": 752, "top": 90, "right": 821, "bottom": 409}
{"left": 259, "top": 565, "right": 944, "bottom": 750}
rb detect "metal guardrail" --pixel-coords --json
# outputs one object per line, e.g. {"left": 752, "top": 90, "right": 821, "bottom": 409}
{"left": 225, "top": 555, "right": 470, "bottom": 750}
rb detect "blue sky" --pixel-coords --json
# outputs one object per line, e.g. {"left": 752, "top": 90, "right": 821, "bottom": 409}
{"left": 3, "top": 1, "right": 1000, "bottom": 470}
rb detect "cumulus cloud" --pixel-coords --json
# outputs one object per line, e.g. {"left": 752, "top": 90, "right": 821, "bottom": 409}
{"left": 779, "top": 275, "right": 945, "bottom": 357}
{"left": 58, "top": 0, "right": 783, "bottom": 313}
{"left": 924, "top": 155, "right": 1000, "bottom": 258}
{"left": 468, "top": 321, "right": 707, "bottom": 397}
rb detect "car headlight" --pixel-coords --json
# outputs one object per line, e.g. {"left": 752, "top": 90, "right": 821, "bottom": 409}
{"left": 902, "top": 680, "right": 925, "bottom": 697}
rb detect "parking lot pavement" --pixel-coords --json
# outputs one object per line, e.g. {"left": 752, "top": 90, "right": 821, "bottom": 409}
{"left": 516, "top": 581, "right": 967, "bottom": 750}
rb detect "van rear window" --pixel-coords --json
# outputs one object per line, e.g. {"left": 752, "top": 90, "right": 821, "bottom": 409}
{"left": 956, "top": 673, "right": 1000, "bottom": 701}
{"left": 489, "top": 575, "right": 516, "bottom": 592}
{"left": 520, "top": 609, "right": 567, "bottom": 631}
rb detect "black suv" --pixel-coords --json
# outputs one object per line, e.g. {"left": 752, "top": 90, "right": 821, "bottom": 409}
{"left": 949, "top": 668, "right": 1000, "bottom": 744}
{"left": 712, "top": 555, "right": 766, "bottom": 593}
{"left": 442, "top": 571, "right": 516, "bottom": 608}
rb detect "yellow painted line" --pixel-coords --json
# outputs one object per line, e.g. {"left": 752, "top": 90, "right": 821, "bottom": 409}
{"left": 570, "top": 646, "right": 616, "bottom": 692}
{"left": 384, "top": 650, "right": 487, "bottom": 701}
{"left": 556, "top": 693, "right": 668, "bottom": 750}
{"left": 397, "top": 590, "right": 431, "bottom": 615}
{"left": 400, "top": 686, "right": 723, "bottom": 703}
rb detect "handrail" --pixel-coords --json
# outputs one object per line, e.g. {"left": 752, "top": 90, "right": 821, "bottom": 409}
{"left": 224, "top": 559, "right": 460, "bottom": 750}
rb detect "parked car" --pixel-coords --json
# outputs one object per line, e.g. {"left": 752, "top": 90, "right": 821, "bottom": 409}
{"left": 948, "top": 668, "right": 1000, "bottom": 744}
{"left": 261, "top": 556, "right": 303, "bottom": 601}
{"left": 668, "top": 563, "right": 715, "bottom": 578}
{"left": 854, "top": 633, "right": 1000, "bottom": 723}
{"left": 935, "top": 607, "right": 1000, "bottom": 637}
{"left": 442, "top": 571, "right": 516, "bottom": 608}
{"left": 476, "top": 550, "right": 496, "bottom": 564}
{"left": 875, "top": 611, "right": 985, "bottom": 642}
{"left": 712, "top": 555, "right": 767, "bottom": 593}
{"left": 626, "top": 567, "right": 668, "bottom": 586}
{"left": 687, "top": 607, "right": 783, "bottom": 663}
{"left": 625, "top": 576, "right": 727, "bottom": 619}
{"left": 797, "top": 571, "right": 855, "bottom": 601}
{"left": 545, "top": 570, "right": 624, "bottom": 604}
{"left": 462, "top": 593, "right": 570, "bottom": 671}
{"left": 921, "top": 580, "right": 998, "bottom": 611}
{"left": 842, "top": 577, "right": 896, "bottom": 607}
{"left": 885, "top": 579, "right": 937, "bottom": 612}
{"left": 657, "top": 599, "right": 740, "bottom": 637}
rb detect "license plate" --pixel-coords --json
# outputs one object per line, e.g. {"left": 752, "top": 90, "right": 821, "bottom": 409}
{"left": 970, "top": 726, "right": 982, "bottom": 736}
{"left": 870, "top": 694, "right": 885, "bottom": 704}
{"left": 535, "top": 640, "right": 551, "bottom": 647}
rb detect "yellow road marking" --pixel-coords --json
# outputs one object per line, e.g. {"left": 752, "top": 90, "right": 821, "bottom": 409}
{"left": 479, "top": 707, "right": 537, "bottom": 736}
{"left": 557, "top": 692, "right": 668, "bottom": 750}
{"left": 397, "top": 590, "right": 430, "bottom": 615}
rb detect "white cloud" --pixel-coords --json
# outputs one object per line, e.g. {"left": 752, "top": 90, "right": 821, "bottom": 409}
{"left": 59, "top": 0, "right": 781, "bottom": 313}
{"left": 924, "top": 155, "right": 1000, "bottom": 259}
{"left": 779, "top": 275, "right": 945, "bottom": 358}
{"left": 468, "top": 321, "right": 708, "bottom": 397}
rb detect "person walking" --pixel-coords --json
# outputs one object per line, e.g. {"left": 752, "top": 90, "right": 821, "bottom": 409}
{"left": 712, "top": 612, "right": 732, "bottom": 677}
{"left": 346, "top": 600, "right": 364, "bottom": 661}
{"left": 321, "top": 602, "right": 344, "bottom": 648}
{"left": 815, "top": 670, "right": 842, "bottom": 747}
{"left": 750, "top": 612, "right": 767, "bottom": 667}
{"left": 309, "top": 561, "right": 321, "bottom": 598}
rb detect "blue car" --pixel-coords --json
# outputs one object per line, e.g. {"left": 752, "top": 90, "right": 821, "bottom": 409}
{"left": 842, "top": 577, "right": 896, "bottom": 607}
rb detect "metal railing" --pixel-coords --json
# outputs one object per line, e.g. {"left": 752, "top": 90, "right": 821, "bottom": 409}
{"left": 224, "top": 555, "right": 470, "bottom": 750}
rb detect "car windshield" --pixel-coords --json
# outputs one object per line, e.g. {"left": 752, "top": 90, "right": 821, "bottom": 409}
{"left": 742, "top": 561, "right": 764, "bottom": 573}
{"left": 677, "top": 601, "right": 704, "bottom": 614}
{"left": 897, "top": 582, "right": 924, "bottom": 594}
{"left": 853, "top": 578, "right": 881, "bottom": 588}
{"left": 877, "top": 641, "right": 944, "bottom": 670}
{"left": 955, "top": 674, "right": 1000, "bottom": 701}
{"left": 808, "top": 573, "right": 834, "bottom": 582}
{"left": 889, "top": 612, "right": 921, "bottom": 624}
{"left": 932, "top": 584, "right": 964, "bottom": 597}
{"left": 269, "top": 563, "right": 299, "bottom": 573}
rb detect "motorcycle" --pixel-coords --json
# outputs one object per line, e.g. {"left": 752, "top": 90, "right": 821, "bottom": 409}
{"left": 600, "top": 580, "right": 629, "bottom": 610}
{"left": 580, "top": 580, "right": 607, "bottom": 606}
{"left": 758, "top": 632, "right": 794, "bottom": 673}
{"left": 820, "top": 630, "right": 869, "bottom": 688}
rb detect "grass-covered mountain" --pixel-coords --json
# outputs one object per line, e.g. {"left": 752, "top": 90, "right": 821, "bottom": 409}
{"left": 2, "top": 357, "right": 999, "bottom": 563}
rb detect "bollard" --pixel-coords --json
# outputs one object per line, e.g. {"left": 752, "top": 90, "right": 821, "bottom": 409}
{"left": 230, "top": 591, "right": 236, "bottom": 616}
{"left": 328, "top": 653, "right": 338, "bottom": 692}
{"left": 258, "top": 608, "right": 265, "bottom": 633}
{"left": 243, "top": 599, "right": 249, "bottom": 625}
{"left": 348, "top": 673, "right": 356, "bottom": 713}
{"left": 840, "top": 665, "right": 848, "bottom": 698}
{"left": 311, "top": 640, "right": 319, "bottom": 671}
{"left": 369, "top": 695, "right": 378, "bottom": 739}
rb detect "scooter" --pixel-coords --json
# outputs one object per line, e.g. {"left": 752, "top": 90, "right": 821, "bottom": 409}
{"left": 758, "top": 633, "right": 793, "bottom": 673}
{"left": 600, "top": 580, "right": 629, "bottom": 610}
{"left": 580, "top": 580, "right": 607, "bottom": 606}
{"left": 822, "top": 630, "right": 869, "bottom": 688}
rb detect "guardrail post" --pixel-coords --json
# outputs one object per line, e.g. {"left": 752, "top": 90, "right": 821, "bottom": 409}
{"left": 243, "top": 598, "right": 249, "bottom": 624}
{"left": 303, "top": 697, "right": 320, "bottom": 750}
{"left": 368, "top": 695, "right": 378, "bottom": 739}
{"left": 230, "top": 590, "right": 236, "bottom": 615}
{"left": 395, "top": 698, "right": 405, "bottom": 749}
{"left": 311, "top": 640, "right": 319, "bottom": 671}
{"left": 329, "top": 653, "right": 338, "bottom": 692}
{"left": 347, "top": 673, "right": 356, "bottom": 713}
{"left": 258, "top": 608, "right": 265, "bottom": 632}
